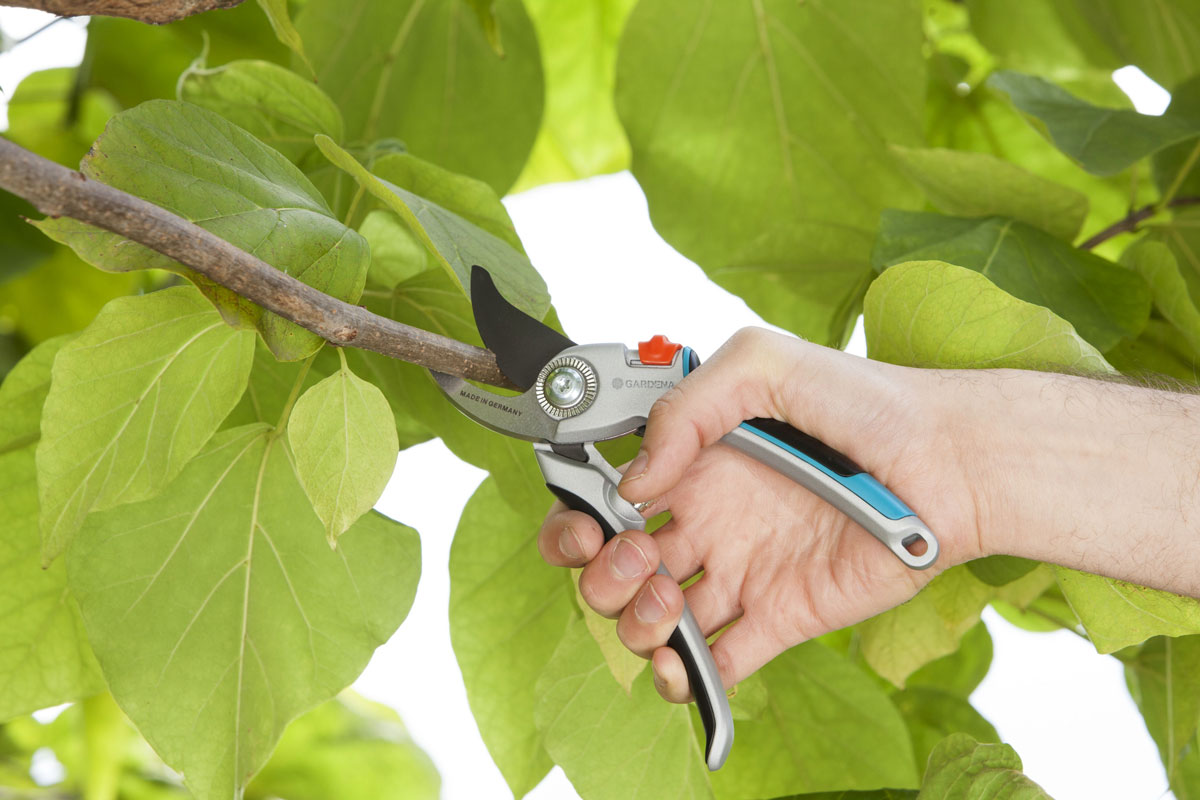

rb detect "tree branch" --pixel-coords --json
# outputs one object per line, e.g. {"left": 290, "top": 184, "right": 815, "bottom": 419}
{"left": 0, "top": 0, "right": 242, "bottom": 23}
{"left": 0, "top": 136, "right": 515, "bottom": 389}
{"left": 1079, "top": 196, "right": 1200, "bottom": 251}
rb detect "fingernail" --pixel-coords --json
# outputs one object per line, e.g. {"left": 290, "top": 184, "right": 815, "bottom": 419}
{"left": 620, "top": 450, "right": 649, "bottom": 485}
{"left": 559, "top": 526, "right": 583, "bottom": 560}
{"left": 610, "top": 537, "right": 649, "bottom": 579}
{"left": 634, "top": 583, "right": 667, "bottom": 623}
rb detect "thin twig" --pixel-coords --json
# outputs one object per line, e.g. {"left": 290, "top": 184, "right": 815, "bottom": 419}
{"left": 1079, "top": 196, "right": 1200, "bottom": 251}
{"left": 0, "top": 136, "right": 516, "bottom": 389}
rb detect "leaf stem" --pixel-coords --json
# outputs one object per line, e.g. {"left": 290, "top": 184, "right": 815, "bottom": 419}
{"left": 274, "top": 353, "right": 316, "bottom": 432}
{"left": 1160, "top": 140, "right": 1200, "bottom": 211}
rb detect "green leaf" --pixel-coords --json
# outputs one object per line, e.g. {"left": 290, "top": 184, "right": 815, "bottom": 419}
{"left": 891, "top": 688, "right": 999, "bottom": 778}
{"left": 82, "top": 4, "right": 288, "bottom": 109}
{"left": 449, "top": 477, "right": 572, "bottom": 797}
{"left": 68, "top": 425, "right": 421, "bottom": 800}
{"left": 1056, "top": 568, "right": 1200, "bottom": 654}
{"left": 514, "top": 0, "right": 636, "bottom": 190}
{"left": 712, "top": 641, "right": 918, "bottom": 798}
{"left": 772, "top": 792, "right": 917, "bottom": 800}
{"left": 296, "top": 0, "right": 544, "bottom": 194}
{"left": 0, "top": 446, "right": 103, "bottom": 723}
{"left": 4, "top": 68, "right": 119, "bottom": 168}
{"left": 1124, "top": 635, "right": 1200, "bottom": 792}
{"left": 924, "top": 73, "right": 1147, "bottom": 251}
{"left": 858, "top": 564, "right": 1051, "bottom": 687}
{"left": 991, "top": 583, "right": 1082, "bottom": 634}
{"left": 569, "top": 568, "right": 647, "bottom": 694}
{"left": 316, "top": 137, "right": 549, "bottom": 318}
{"left": 246, "top": 693, "right": 440, "bottom": 800}
{"left": 917, "top": 734, "right": 1052, "bottom": 799}
{"left": 905, "top": 621, "right": 993, "bottom": 699}
{"left": 255, "top": 0, "right": 314, "bottom": 76}
{"left": 1106, "top": 319, "right": 1200, "bottom": 384}
{"left": 0, "top": 192, "right": 55, "bottom": 283}
{"left": 0, "top": 248, "right": 143, "bottom": 346}
{"left": 179, "top": 59, "right": 343, "bottom": 164}
{"left": 288, "top": 353, "right": 399, "bottom": 544}
{"left": 1124, "top": 240, "right": 1200, "bottom": 355}
{"left": 616, "top": 0, "right": 925, "bottom": 346}
{"left": 223, "top": 341, "right": 338, "bottom": 430}
{"left": 37, "top": 287, "right": 255, "bottom": 563}
{"left": 989, "top": 70, "right": 1200, "bottom": 177}
{"left": 1049, "top": 0, "right": 1200, "bottom": 91}
{"left": 872, "top": 212, "right": 1150, "bottom": 352}
{"left": 36, "top": 100, "right": 370, "bottom": 361}
{"left": 535, "top": 618, "right": 713, "bottom": 800}
{"left": 359, "top": 210, "right": 436, "bottom": 290}
{"left": 864, "top": 260, "right": 1115, "bottom": 373}
{"left": 967, "top": 555, "right": 1041, "bottom": 587}
{"left": 0, "top": 334, "right": 73, "bottom": 455}
{"left": 887, "top": 145, "right": 1088, "bottom": 241}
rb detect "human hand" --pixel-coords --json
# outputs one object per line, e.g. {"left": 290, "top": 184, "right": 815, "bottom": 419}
{"left": 538, "top": 328, "right": 985, "bottom": 703}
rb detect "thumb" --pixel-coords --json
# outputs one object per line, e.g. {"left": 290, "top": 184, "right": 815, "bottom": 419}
{"left": 617, "top": 327, "right": 801, "bottom": 503}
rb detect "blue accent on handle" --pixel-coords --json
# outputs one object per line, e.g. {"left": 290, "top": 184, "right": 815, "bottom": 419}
{"left": 738, "top": 422, "right": 916, "bottom": 520}
{"left": 682, "top": 347, "right": 694, "bottom": 376}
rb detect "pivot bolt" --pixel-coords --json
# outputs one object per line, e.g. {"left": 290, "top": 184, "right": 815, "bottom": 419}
{"left": 545, "top": 366, "right": 586, "bottom": 408}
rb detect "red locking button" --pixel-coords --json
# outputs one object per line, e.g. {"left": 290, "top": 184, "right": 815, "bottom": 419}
{"left": 638, "top": 335, "right": 682, "bottom": 366}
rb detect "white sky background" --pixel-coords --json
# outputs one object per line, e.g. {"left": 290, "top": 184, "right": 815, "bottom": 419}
{"left": 0, "top": 11, "right": 1180, "bottom": 799}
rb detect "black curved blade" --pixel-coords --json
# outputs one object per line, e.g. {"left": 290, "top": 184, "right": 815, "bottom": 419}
{"left": 471, "top": 265, "right": 575, "bottom": 391}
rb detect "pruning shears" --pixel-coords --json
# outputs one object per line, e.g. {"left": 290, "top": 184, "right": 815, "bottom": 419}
{"left": 432, "top": 266, "right": 940, "bottom": 771}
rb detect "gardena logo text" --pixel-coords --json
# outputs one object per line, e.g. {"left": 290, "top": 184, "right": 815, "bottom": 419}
{"left": 611, "top": 378, "right": 674, "bottom": 390}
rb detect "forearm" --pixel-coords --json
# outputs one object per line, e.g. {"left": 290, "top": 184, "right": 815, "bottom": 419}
{"left": 958, "top": 369, "right": 1200, "bottom": 596}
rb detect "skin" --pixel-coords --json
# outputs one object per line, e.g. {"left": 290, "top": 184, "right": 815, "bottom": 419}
{"left": 536, "top": 327, "right": 1200, "bottom": 703}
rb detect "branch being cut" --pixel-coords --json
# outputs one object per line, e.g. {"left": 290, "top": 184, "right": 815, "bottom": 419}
{"left": 0, "top": 0, "right": 242, "bottom": 23}
{"left": 0, "top": 136, "right": 515, "bottom": 388}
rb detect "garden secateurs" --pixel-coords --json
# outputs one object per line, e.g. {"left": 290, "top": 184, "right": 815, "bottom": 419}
{"left": 431, "top": 266, "right": 941, "bottom": 772}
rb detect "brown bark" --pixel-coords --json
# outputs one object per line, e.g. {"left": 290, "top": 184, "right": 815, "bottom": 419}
{"left": 0, "top": 136, "right": 515, "bottom": 389}
{"left": 0, "top": 0, "right": 243, "bottom": 23}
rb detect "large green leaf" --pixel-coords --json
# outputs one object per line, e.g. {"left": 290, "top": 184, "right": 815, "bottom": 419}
{"left": 872, "top": 212, "right": 1151, "bottom": 352}
{"left": 712, "top": 641, "right": 919, "bottom": 798}
{"left": 179, "top": 59, "right": 343, "bottom": 164}
{"left": 296, "top": 0, "right": 544, "bottom": 194}
{"left": 917, "top": 734, "right": 1052, "bottom": 799}
{"left": 864, "top": 260, "right": 1114, "bottom": 372}
{"left": 514, "top": 0, "right": 636, "bottom": 190}
{"left": 449, "top": 477, "right": 573, "bottom": 797}
{"left": 316, "top": 137, "right": 549, "bottom": 318}
{"left": 1124, "top": 635, "right": 1200, "bottom": 793}
{"left": 892, "top": 687, "right": 999, "bottom": 779}
{"left": 353, "top": 271, "right": 549, "bottom": 512}
{"left": 905, "top": 621, "right": 993, "bottom": 699}
{"left": 535, "top": 618, "right": 713, "bottom": 800}
{"left": 989, "top": 70, "right": 1200, "bottom": 177}
{"left": 0, "top": 448, "right": 103, "bottom": 722}
{"left": 288, "top": 352, "right": 399, "bottom": 545}
{"left": 36, "top": 100, "right": 370, "bottom": 362}
{"left": 887, "top": 145, "right": 1088, "bottom": 241}
{"left": 857, "top": 565, "right": 1050, "bottom": 688}
{"left": 67, "top": 425, "right": 420, "bottom": 800}
{"left": 616, "top": 0, "right": 925, "bottom": 346}
{"left": 246, "top": 693, "right": 439, "bottom": 800}
{"left": 1049, "top": 0, "right": 1200, "bottom": 91}
{"left": 1056, "top": 568, "right": 1200, "bottom": 654}
{"left": 0, "top": 192, "right": 55, "bottom": 284}
{"left": 0, "top": 335, "right": 72, "bottom": 455}
{"left": 37, "top": 287, "right": 255, "bottom": 563}
{"left": 1123, "top": 240, "right": 1200, "bottom": 355}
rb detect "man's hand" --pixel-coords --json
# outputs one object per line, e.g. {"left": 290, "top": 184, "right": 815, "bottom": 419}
{"left": 537, "top": 328, "right": 986, "bottom": 702}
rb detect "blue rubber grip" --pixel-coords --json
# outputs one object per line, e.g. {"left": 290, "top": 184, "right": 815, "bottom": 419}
{"left": 681, "top": 346, "right": 915, "bottom": 521}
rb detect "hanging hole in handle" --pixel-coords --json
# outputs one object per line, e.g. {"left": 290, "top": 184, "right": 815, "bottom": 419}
{"left": 901, "top": 533, "right": 928, "bottom": 557}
